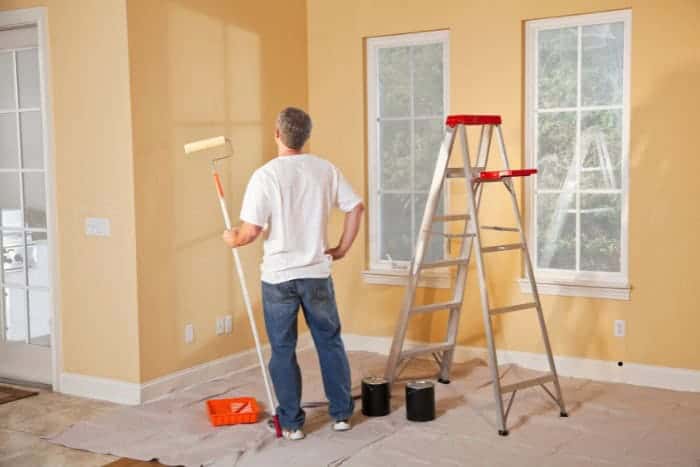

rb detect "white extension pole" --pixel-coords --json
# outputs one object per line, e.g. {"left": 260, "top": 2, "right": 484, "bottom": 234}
{"left": 210, "top": 163, "right": 282, "bottom": 437}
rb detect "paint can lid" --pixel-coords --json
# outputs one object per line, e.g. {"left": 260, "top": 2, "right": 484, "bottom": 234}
{"left": 407, "top": 380, "right": 434, "bottom": 390}
{"left": 363, "top": 376, "right": 388, "bottom": 385}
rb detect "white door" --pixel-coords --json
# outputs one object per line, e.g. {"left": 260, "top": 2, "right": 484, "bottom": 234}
{"left": 0, "top": 11, "right": 54, "bottom": 385}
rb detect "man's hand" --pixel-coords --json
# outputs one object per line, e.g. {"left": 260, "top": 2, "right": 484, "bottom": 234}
{"left": 327, "top": 202, "right": 364, "bottom": 261}
{"left": 222, "top": 228, "right": 240, "bottom": 248}
{"left": 325, "top": 246, "right": 347, "bottom": 261}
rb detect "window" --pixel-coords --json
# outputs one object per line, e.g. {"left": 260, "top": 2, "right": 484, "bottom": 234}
{"left": 524, "top": 11, "right": 630, "bottom": 299}
{"left": 364, "top": 31, "right": 449, "bottom": 287}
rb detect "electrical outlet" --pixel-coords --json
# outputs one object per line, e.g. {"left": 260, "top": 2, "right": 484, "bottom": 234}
{"left": 216, "top": 317, "right": 225, "bottom": 336}
{"left": 224, "top": 315, "right": 233, "bottom": 334}
{"left": 614, "top": 320, "right": 626, "bottom": 337}
{"left": 185, "top": 324, "right": 194, "bottom": 343}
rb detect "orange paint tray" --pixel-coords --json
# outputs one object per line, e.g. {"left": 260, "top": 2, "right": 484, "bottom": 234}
{"left": 206, "top": 397, "right": 260, "bottom": 426}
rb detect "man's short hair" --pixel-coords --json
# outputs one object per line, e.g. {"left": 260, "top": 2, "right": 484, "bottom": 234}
{"left": 276, "top": 107, "right": 312, "bottom": 150}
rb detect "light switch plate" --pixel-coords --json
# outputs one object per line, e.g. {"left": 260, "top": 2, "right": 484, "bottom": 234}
{"left": 85, "top": 217, "right": 111, "bottom": 237}
{"left": 224, "top": 315, "right": 233, "bottom": 334}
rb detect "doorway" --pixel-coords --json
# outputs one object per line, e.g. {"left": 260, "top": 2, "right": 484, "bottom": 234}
{"left": 0, "top": 8, "right": 55, "bottom": 386}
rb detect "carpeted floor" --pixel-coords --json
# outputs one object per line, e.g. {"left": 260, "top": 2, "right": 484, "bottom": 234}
{"left": 42, "top": 349, "right": 700, "bottom": 466}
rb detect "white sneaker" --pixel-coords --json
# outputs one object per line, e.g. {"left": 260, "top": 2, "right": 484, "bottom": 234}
{"left": 267, "top": 419, "right": 305, "bottom": 441}
{"left": 282, "top": 428, "right": 305, "bottom": 441}
{"left": 332, "top": 419, "right": 351, "bottom": 432}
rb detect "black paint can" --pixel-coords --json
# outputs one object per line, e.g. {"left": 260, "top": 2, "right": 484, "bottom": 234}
{"left": 406, "top": 380, "right": 435, "bottom": 422}
{"left": 361, "top": 376, "right": 390, "bottom": 417}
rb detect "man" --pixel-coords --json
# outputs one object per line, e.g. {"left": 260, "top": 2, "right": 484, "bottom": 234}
{"left": 222, "top": 107, "right": 364, "bottom": 441}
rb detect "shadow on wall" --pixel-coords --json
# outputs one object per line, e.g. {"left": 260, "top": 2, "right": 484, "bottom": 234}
{"left": 127, "top": 0, "right": 307, "bottom": 380}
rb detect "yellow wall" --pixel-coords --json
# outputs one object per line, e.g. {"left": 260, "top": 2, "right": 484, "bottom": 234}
{"left": 307, "top": 0, "right": 700, "bottom": 371}
{"left": 0, "top": 0, "right": 141, "bottom": 382}
{"left": 126, "top": 0, "right": 308, "bottom": 381}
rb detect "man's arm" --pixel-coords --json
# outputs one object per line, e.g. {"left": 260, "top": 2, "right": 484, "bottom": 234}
{"left": 326, "top": 202, "right": 364, "bottom": 260}
{"left": 222, "top": 222, "right": 263, "bottom": 248}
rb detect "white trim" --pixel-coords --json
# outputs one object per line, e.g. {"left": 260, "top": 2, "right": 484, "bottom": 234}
{"left": 60, "top": 372, "right": 142, "bottom": 405}
{"left": 517, "top": 278, "right": 630, "bottom": 300}
{"left": 343, "top": 334, "right": 700, "bottom": 392}
{"left": 0, "top": 7, "right": 60, "bottom": 390}
{"left": 59, "top": 333, "right": 314, "bottom": 405}
{"left": 361, "top": 269, "right": 450, "bottom": 289}
{"left": 141, "top": 334, "right": 313, "bottom": 403}
{"left": 524, "top": 10, "right": 631, "bottom": 292}
{"left": 366, "top": 30, "right": 450, "bottom": 274}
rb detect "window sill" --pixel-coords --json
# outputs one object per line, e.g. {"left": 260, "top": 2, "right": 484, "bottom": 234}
{"left": 362, "top": 269, "right": 451, "bottom": 289}
{"left": 517, "top": 278, "right": 630, "bottom": 301}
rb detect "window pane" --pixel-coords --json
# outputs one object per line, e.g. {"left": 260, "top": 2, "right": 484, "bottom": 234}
{"left": 1, "top": 230, "right": 25, "bottom": 286}
{"left": 537, "top": 192, "right": 576, "bottom": 270}
{"left": 581, "top": 193, "right": 621, "bottom": 272}
{"left": 580, "top": 109, "right": 622, "bottom": 189}
{"left": 413, "top": 43, "right": 443, "bottom": 116}
{"left": 0, "top": 172, "right": 22, "bottom": 228}
{"left": 538, "top": 27, "right": 578, "bottom": 109}
{"left": 17, "top": 48, "right": 40, "bottom": 109}
{"left": 20, "top": 110, "right": 44, "bottom": 169}
{"left": 378, "top": 46, "right": 410, "bottom": 117}
{"left": 0, "top": 113, "right": 19, "bottom": 169}
{"left": 26, "top": 231, "right": 48, "bottom": 288}
{"left": 414, "top": 193, "right": 444, "bottom": 262}
{"left": 0, "top": 52, "right": 16, "bottom": 109}
{"left": 23, "top": 172, "right": 47, "bottom": 229}
{"left": 582, "top": 22, "right": 624, "bottom": 106}
{"left": 380, "top": 193, "right": 412, "bottom": 262}
{"left": 537, "top": 112, "right": 576, "bottom": 190}
{"left": 29, "top": 288, "right": 50, "bottom": 347}
{"left": 414, "top": 118, "right": 443, "bottom": 191}
{"left": 380, "top": 120, "right": 411, "bottom": 191}
{"left": 3, "top": 286, "right": 27, "bottom": 342}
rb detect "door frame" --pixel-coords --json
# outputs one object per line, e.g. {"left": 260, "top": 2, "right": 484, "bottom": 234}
{"left": 0, "top": 7, "right": 61, "bottom": 390}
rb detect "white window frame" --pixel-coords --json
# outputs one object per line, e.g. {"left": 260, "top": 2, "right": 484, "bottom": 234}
{"left": 363, "top": 30, "right": 450, "bottom": 288}
{"left": 521, "top": 10, "right": 631, "bottom": 300}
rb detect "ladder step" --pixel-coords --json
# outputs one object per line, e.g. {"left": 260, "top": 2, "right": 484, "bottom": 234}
{"left": 500, "top": 374, "right": 555, "bottom": 394}
{"left": 490, "top": 302, "right": 537, "bottom": 315}
{"left": 481, "top": 243, "right": 523, "bottom": 253}
{"left": 445, "top": 168, "right": 466, "bottom": 178}
{"left": 421, "top": 257, "right": 469, "bottom": 269}
{"left": 412, "top": 301, "right": 462, "bottom": 314}
{"left": 401, "top": 343, "right": 454, "bottom": 359}
{"left": 480, "top": 225, "right": 520, "bottom": 232}
{"left": 432, "top": 214, "right": 469, "bottom": 222}
{"left": 428, "top": 231, "right": 475, "bottom": 238}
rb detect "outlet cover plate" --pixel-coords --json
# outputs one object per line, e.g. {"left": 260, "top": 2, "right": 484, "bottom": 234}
{"left": 614, "top": 319, "right": 626, "bottom": 337}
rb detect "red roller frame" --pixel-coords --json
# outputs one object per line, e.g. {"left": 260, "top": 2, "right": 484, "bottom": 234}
{"left": 446, "top": 115, "right": 502, "bottom": 127}
{"left": 478, "top": 169, "right": 537, "bottom": 181}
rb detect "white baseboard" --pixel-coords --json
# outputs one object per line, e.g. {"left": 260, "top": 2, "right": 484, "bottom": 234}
{"left": 60, "top": 332, "right": 699, "bottom": 404}
{"left": 342, "top": 333, "right": 700, "bottom": 393}
{"left": 60, "top": 372, "right": 141, "bottom": 405}
{"left": 60, "top": 333, "right": 314, "bottom": 405}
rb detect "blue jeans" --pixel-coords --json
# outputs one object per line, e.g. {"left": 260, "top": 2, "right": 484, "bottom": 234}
{"left": 262, "top": 277, "right": 354, "bottom": 430}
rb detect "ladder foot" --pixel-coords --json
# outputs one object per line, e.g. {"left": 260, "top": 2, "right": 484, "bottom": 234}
{"left": 560, "top": 411, "right": 569, "bottom": 418}
{"left": 498, "top": 429, "right": 509, "bottom": 436}
{"left": 437, "top": 378, "right": 451, "bottom": 384}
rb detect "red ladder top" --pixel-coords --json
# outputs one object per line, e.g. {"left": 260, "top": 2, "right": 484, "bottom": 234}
{"left": 445, "top": 115, "right": 501, "bottom": 127}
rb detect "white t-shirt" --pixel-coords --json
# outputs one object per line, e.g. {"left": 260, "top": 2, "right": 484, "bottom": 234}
{"left": 240, "top": 154, "right": 362, "bottom": 284}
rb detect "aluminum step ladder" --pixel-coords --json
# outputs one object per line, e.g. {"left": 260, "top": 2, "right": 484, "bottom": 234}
{"left": 383, "top": 114, "right": 568, "bottom": 436}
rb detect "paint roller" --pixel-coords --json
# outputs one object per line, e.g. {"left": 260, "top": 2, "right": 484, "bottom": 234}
{"left": 184, "top": 136, "right": 282, "bottom": 438}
